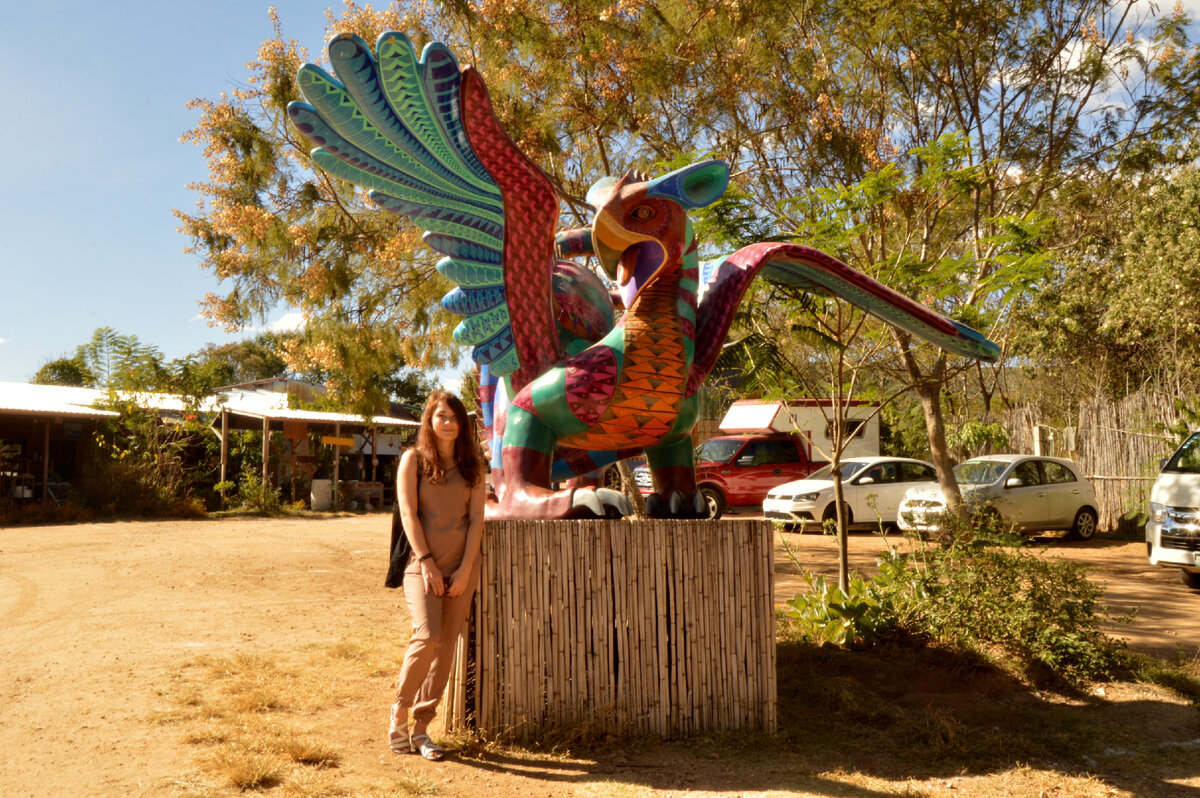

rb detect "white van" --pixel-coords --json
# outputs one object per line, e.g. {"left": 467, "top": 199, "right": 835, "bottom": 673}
{"left": 1147, "top": 432, "right": 1200, "bottom": 589}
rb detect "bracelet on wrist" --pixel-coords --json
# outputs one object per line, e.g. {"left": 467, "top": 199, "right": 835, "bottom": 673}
{"left": 419, "top": 553, "right": 434, "bottom": 563}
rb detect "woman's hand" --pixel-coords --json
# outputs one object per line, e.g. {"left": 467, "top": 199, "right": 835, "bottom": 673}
{"left": 446, "top": 567, "right": 471, "bottom": 597}
{"left": 420, "top": 558, "right": 444, "bottom": 596}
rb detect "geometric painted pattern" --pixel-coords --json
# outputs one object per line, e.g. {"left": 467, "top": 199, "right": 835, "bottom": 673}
{"left": 289, "top": 30, "right": 1001, "bottom": 520}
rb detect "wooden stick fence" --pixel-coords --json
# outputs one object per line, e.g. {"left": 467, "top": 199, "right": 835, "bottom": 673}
{"left": 442, "top": 518, "right": 777, "bottom": 740}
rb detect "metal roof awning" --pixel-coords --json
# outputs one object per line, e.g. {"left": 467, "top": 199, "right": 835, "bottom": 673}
{"left": 216, "top": 400, "right": 417, "bottom": 430}
{"left": 0, "top": 382, "right": 119, "bottom": 419}
{"left": 0, "top": 382, "right": 419, "bottom": 429}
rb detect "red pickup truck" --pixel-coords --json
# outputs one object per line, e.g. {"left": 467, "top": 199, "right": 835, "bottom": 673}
{"left": 635, "top": 433, "right": 821, "bottom": 519}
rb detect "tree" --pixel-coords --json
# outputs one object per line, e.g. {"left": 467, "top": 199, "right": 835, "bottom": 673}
{"left": 72, "top": 327, "right": 171, "bottom": 392}
{"left": 741, "top": 0, "right": 1200, "bottom": 505}
{"left": 719, "top": 287, "right": 908, "bottom": 591}
{"left": 1022, "top": 162, "right": 1200, "bottom": 405}
{"left": 188, "top": 335, "right": 289, "bottom": 386}
{"left": 32, "top": 357, "right": 95, "bottom": 387}
{"left": 179, "top": 1, "right": 1200, "bottom": 467}
{"left": 176, "top": 7, "right": 459, "bottom": 417}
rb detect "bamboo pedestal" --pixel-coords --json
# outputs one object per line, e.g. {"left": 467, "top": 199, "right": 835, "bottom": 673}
{"left": 443, "top": 518, "right": 777, "bottom": 740}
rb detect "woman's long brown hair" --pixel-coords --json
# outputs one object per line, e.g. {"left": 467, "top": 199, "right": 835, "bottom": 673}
{"left": 413, "top": 391, "right": 483, "bottom": 487}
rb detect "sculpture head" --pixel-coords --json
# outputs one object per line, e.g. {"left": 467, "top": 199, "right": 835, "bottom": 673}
{"left": 587, "top": 160, "right": 729, "bottom": 306}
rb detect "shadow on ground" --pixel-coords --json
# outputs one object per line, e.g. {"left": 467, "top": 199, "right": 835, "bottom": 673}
{"left": 458, "top": 640, "right": 1200, "bottom": 796}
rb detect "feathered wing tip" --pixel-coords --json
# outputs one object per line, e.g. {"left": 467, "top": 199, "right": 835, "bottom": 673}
{"left": 689, "top": 242, "right": 1000, "bottom": 392}
{"left": 286, "top": 31, "right": 523, "bottom": 377}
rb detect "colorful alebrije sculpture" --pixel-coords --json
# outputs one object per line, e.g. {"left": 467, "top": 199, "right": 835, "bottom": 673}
{"left": 288, "top": 32, "right": 1000, "bottom": 520}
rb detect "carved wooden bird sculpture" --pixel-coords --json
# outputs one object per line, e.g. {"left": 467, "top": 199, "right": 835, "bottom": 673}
{"left": 289, "top": 32, "right": 999, "bottom": 521}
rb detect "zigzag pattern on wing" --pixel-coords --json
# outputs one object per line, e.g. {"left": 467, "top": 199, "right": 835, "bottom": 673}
{"left": 289, "top": 32, "right": 523, "bottom": 374}
{"left": 457, "top": 67, "right": 563, "bottom": 392}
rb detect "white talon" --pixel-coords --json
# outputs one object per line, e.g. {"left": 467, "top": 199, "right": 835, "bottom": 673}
{"left": 571, "top": 490, "right": 604, "bottom": 515}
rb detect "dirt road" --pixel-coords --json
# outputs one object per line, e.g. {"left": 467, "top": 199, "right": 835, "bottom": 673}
{"left": 0, "top": 515, "right": 1196, "bottom": 797}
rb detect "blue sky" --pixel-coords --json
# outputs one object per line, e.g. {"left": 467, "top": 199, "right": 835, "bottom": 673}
{"left": 0, "top": 1, "right": 348, "bottom": 384}
{"left": 1, "top": 1, "right": 1196, "bottom": 389}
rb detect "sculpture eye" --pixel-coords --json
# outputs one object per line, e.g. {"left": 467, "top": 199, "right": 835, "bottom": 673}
{"left": 630, "top": 205, "right": 655, "bottom": 222}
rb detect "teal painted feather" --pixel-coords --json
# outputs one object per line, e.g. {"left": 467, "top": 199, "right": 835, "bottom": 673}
{"left": 436, "top": 256, "right": 504, "bottom": 287}
{"left": 453, "top": 307, "right": 512, "bottom": 346}
{"left": 290, "top": 33, "right": 527, "bottom": 374}
{"left": 296, "top": 68, "right": 487, "bottom": 203}
{"left": 376, "top": 34, "right": 496, "bottom": 192}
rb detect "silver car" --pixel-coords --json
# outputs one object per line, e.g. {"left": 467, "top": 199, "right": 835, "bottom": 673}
{"left": 897, "top": 454, "right": 1099, "bottom": 539}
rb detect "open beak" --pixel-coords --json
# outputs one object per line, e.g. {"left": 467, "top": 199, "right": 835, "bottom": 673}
{"left": 592, "top": 208, "right": 656, "bottom": 286}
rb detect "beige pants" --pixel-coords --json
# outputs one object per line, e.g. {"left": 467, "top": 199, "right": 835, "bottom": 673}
{"left": 394, "top": 568, "right": 478, "bottom": 725}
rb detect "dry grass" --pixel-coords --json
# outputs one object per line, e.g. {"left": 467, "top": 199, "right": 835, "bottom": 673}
{"left": 156, "top": 637, "right": 378, "bottom": 796}
{"left": 153, "top": 627, "right": 1200, "bottom": 797}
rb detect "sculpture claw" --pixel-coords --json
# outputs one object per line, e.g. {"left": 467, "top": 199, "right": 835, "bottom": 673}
{"left": 644, "top": 490, "right": 708, "bottom": 519}
{"left": 596, "top": 487, "right": 634, "bottom": 517}
{"left": 571, "top": 490, "right": 604, "bottom": 516}
{"left": 570, "top": 487, "right": 633, "bottom": 518}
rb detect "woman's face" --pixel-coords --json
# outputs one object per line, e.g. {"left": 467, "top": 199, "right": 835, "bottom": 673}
{"left": 430, "top": 401, "right": 460, "bottom": 445}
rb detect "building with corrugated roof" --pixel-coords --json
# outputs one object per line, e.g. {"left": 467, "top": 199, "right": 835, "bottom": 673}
{"left": 0, "top": 381, "right": 418, "bottom": 510}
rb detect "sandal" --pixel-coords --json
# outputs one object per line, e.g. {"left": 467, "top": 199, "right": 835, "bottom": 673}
{"left": 412, "top": 733, "right": 445, "bottom": 761}
{"left": 388, "top": 703, "right": 411, "bottom": 755}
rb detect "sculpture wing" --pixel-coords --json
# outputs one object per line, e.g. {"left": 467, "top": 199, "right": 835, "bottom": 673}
{"left": 689, "top": 242, "right": 1000, "bottom": 392}
{"left": 287, "top": 32, "right": 560, "bottom": 389}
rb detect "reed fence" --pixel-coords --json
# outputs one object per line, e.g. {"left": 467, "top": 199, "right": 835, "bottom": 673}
{"left": 442, "top": 518, "right": 777, "bottom": 740}
{"left": 1000, "top": 390, "right": 1183, "bottom": 531}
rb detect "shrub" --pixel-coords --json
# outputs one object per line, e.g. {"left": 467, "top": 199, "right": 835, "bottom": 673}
{"left": 922, "top": 546, "right": 1126, "bottom": 684}
{"left": 234, "top": 469, "right": 283, "bottom": 514}
{"left": 781, "top": 527, "right": 1128, "bottom": 686}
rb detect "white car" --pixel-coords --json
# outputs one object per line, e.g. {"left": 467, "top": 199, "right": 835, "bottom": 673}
{"left": 897, "top": 454, "right": 1099, "bottom": 539}
{"left": 763, "top": 456, "right": 938, "bottom": 532}
{"left": 1146, "top": 432, "right": 1200, "bottom": 590}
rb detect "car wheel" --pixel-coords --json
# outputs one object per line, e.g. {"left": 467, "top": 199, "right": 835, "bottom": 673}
{"left": 821, "top": 503, "right": 852, "bottom": 528}
{"left": 1067, "top": 508, "right": 1098, "bottom": 541}
{"left": 700, "top": 486, "right": 725, "bottom": 520}
{"left": 1181, "top": 569, "right": 1200, "bottom": 590}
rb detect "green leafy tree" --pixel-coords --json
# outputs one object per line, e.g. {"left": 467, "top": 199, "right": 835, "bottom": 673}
{"left": 176, "top": 7, "right": 456, "bottom": 417}
{"left": 32, "top": 356, "right": 95, "bottom": 387}
{"left": 187, "top": 334, "right": 290, "bottom": 386}
{"left": 72, "top": 327, "right": 171, "bottom": 392}
{"left": 1023, "top": 163, "right": 1200, "bottom": 403}
{"left": 178, "top": 1, "right": 1200, "bottom": 470}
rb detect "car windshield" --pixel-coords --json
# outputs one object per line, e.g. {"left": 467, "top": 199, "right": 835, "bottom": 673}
{"left": 954, "top": 460, "right": 1009, "bottom": 485}
{"left": 806, "top": 461, "right": 870, "bottom": 481}
{"left": 694, "top": 438, "right": 743, "bottom": 464}
{"left": 1164, "top": 433, "right": 1200, "bottom": 474}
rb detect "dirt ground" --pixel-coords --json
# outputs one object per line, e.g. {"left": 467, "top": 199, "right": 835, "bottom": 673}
{"left": 1, "top": 514, "right": 1198, "bottom": 798}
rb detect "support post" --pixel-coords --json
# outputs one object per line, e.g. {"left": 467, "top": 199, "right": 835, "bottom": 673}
{"left": 261, "top": 417, "right": 270, "bottom": 488}
{"left": 40, "top": 420, "right": 51, "bottom": 502}
{"left": 219, "top": 410, "right": 228, "bottom": 509}
{"left": 332, "top": 422, "right": 341, "bottom": 511}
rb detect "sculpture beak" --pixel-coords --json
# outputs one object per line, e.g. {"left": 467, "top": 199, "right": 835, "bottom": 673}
{"left": 592, "top": 208, "right": 656, "bottom": 286}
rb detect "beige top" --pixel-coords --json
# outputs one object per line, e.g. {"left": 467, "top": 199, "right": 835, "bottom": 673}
{"left": 406, "top": 464, "right": 474, "bottom": 575}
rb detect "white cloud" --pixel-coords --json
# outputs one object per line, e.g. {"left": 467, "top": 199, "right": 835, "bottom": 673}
{"left": 238, "top": 311, "right": 307, "bottom": 335}
{"left": 0, "top": 338, "right": 7, "bottom": 345}
{"left": 265, "top": 312, "right": 306, "bottom": 333}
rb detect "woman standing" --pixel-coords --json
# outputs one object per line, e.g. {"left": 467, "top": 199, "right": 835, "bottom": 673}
{"left": 389, "top": 391, "right": 485, "bottom": 760}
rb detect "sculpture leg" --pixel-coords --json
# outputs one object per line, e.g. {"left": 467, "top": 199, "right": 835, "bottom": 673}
{"left": 486, "top": 405, "right": 632, "bottom": 520}
{"left": 643, "top": 435, "right": 706, "bottom": 518}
